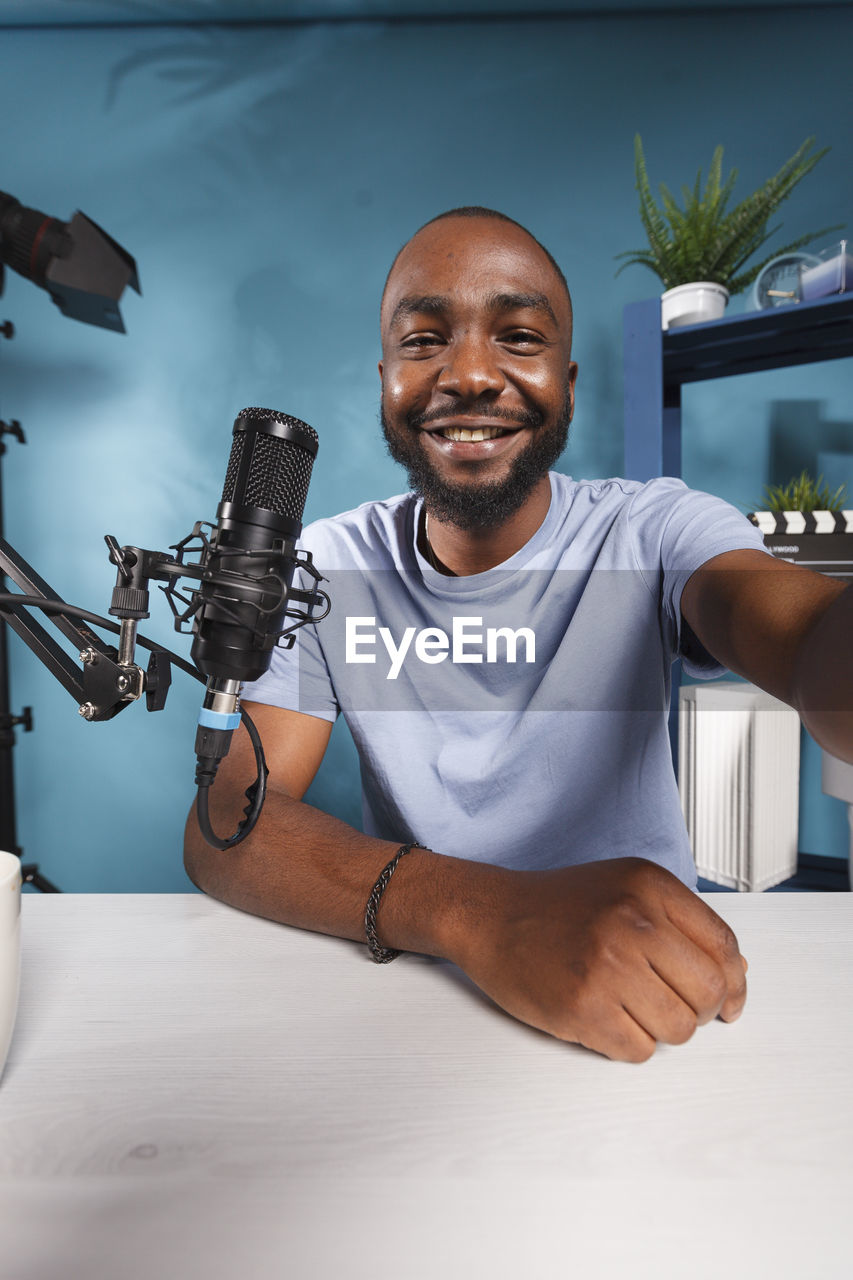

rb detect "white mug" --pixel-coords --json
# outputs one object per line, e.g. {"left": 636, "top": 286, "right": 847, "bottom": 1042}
{"left": 0, "top": 850, "right": 22, "bottom": 1079}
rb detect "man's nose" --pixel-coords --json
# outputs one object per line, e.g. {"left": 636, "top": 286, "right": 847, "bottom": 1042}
{"left": 435, "top": 334, "right": 505, "bottom": 400}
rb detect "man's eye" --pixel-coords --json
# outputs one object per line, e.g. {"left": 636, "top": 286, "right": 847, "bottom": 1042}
{"left": 401, "top": 334, "right": 443, "bottom": 350}
{"left": 503, "top": 330, "right": 543, "bottom": 348}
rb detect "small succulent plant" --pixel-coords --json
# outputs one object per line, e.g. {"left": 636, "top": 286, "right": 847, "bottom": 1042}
{"left": 752, "top": 470, "right": 848, "bottom": 513}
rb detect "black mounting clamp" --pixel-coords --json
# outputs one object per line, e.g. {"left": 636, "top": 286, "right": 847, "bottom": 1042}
{"left": 0, "top": 418, "right": 25, "bottom": 452}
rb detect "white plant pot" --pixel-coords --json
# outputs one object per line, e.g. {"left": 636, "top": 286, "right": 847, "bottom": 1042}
{"left": 661, "top": 282, "right": 729, "bottom": 330}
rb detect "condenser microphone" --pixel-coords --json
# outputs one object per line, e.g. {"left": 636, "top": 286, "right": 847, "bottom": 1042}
{"left": 191, "top": 407, "right": 318, "bottom": 774}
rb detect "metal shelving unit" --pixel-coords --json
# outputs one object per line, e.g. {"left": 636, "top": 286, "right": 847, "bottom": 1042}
{"left": 623, "top": 292, "right": 853, "bottom": 481}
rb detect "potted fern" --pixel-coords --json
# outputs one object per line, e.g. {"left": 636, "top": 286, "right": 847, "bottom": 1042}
{"left": 617, "top": 136, "right": 839, "bottom": 329}
{"left": 748, "top": 471, "right": 853, "bottom": 576}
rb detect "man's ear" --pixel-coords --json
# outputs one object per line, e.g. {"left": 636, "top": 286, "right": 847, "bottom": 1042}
{"left": 567, "top": 360, "right": 578, "bottom": 420}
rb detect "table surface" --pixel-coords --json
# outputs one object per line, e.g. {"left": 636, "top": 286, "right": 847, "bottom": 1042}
{"left": 1, "top": 892, "right": 852, "bottom": 1279}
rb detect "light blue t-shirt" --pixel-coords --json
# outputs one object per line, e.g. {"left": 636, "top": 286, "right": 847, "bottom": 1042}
{"left": 242, "top": 473, "right": 768, "bottom": 887}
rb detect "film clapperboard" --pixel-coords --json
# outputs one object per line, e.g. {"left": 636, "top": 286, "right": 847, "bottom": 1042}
{"left": 748, "top": 510, "right": 853, "bottom": 582}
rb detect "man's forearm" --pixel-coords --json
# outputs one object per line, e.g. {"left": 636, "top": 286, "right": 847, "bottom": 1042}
{"left": 184, "top": 784, "right": 504, "bottom": 964}
{"left": 794, "top": 582, "right": 853, "bottom": 763}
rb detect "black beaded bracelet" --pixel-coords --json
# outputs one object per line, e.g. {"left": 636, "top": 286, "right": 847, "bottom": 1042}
{"left": 364, "top": 842, "right": 424, "bottom": 963}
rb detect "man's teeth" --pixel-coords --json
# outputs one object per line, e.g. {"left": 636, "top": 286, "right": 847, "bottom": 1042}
{"left": 440, "top": 426, "right": 508, "bottom": 442}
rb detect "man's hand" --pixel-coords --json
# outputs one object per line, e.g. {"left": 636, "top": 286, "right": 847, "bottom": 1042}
{"left": 452, "top": 857, "right": 747, "bottom": 1063}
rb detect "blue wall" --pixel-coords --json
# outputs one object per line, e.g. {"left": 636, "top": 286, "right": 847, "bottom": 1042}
{"left": 1, "top": 8, "right": 851, "bottom": 889}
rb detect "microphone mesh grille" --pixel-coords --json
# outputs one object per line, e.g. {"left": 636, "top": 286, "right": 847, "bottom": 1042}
{"left": 221, "top": 432, "right": 245, "bottom": 504}
{"left": 244, "top": 431, "right": 314, "bottom": 519}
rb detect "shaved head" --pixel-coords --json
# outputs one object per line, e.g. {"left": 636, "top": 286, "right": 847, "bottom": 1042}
{"left": 382, "top": 207, "right": 572, "bottom": 347}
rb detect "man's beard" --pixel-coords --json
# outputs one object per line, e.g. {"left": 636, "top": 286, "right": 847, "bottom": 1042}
{"left": 380, "top": 391, "right": 572, "bottom": 531}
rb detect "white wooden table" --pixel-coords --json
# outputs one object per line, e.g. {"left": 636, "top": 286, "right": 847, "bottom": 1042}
{"left": 1, "top": 893, "right": 852, "bottom": 1279}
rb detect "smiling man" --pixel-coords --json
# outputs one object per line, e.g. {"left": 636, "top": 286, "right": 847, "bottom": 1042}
{"left": 378, "top": 211, "right": 576, "bottom": 558}
{"left": 185, "top": 208, "right": 853, "bottom": 1062}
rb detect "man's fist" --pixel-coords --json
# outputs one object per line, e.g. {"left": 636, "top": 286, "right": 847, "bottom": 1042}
{"left": 456, "top": 857, "right": 747, "bottom": 1062}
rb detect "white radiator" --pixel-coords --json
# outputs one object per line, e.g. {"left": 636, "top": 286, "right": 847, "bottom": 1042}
{"left": 679, "top": 682, "right": 801, "bottom": 892}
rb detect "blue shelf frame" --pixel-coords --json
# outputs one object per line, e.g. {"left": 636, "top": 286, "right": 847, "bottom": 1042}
{"left": 623, "top": 291, "right": 853, "bottom": 481}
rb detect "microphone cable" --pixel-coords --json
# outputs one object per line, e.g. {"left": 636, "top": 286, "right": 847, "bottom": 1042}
{"left": 0, "top": 591, "right": 268, "bottom": 849}
{"left": 194, "top": 706, "right": 268, "bottom": 851}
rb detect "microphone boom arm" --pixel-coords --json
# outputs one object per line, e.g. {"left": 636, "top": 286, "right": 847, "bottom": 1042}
{"left": 0, "top": 529, "right": 329, "bottom": 725}
{"left": 0, "top": 533, "right": 150, "bottom": 719}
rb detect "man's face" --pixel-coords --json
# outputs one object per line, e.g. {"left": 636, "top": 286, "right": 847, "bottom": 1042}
{"left": 379, "top": 216, "right": 577, "bottom": 530}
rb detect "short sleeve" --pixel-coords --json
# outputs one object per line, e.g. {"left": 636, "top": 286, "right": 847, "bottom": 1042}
{"left": 627, "top": 477, "right": 770, "bottom": 677}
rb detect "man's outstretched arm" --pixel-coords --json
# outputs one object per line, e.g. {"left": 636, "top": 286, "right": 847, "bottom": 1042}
{"left": 185, "top": 701, "right": 747, "bottom": 1063}
{"left": 681, "top": 549, "right": 853, "bottom": 761}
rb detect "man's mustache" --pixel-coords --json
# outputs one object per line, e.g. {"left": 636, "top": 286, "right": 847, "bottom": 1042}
{"left": 406, "top": 403, "right": 544, "bottom": 431}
